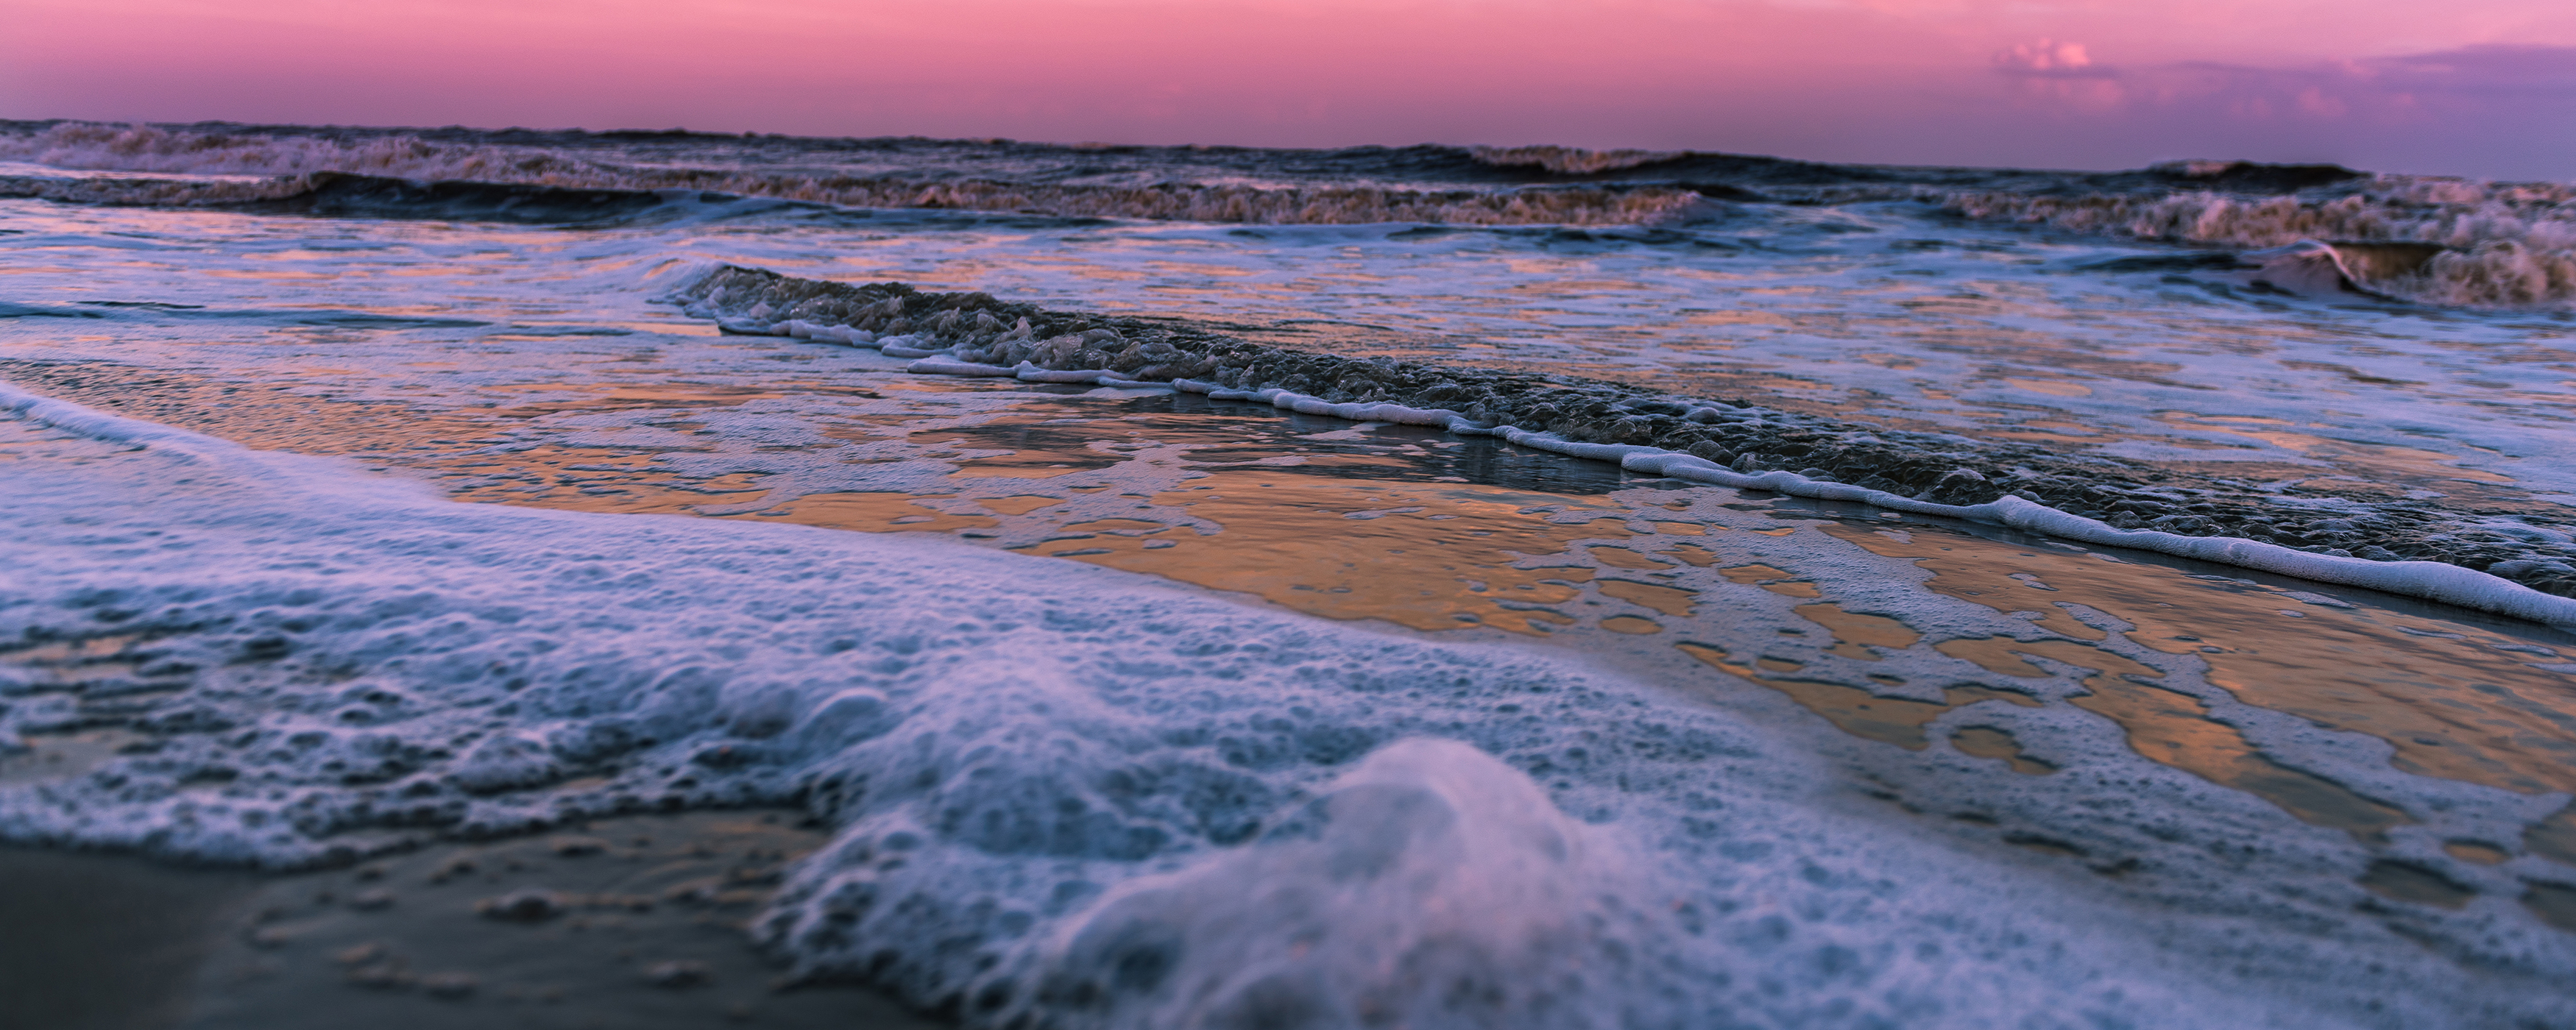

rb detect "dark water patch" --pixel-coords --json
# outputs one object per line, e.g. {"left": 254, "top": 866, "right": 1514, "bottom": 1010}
{"left": 2530, "top": 803, "right": 2576, "bottom": 866}
{"left": 230, "top": 173, "right": 694, "bottom": 225}
{"left": 2078, "top": 252, "right": 2249, "bottom": 274}
{"left": 2524, "top": 881, "right": 2576, "bottom": 932}
{"left": 0, "top": 302, "right": 107, "bottom": 319}
{"left": 2145, "top": 161, "right": 2368, "bottom": 193}
{"left": 2359, "top": 860, "right": 2476, "bottom": 909}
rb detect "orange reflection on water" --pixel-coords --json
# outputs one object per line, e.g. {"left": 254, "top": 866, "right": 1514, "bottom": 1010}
{"left": 1952, "top": 727, "right": 2056, "bottom": 775}
{"left": 1824, "top": 522, "right": 2576, "bottom": 798}
{"left": 740, "top": 492, "right": 1003, "bottom": 533}
{"left": 1934, "top": 636, "right": 2410, "bottom": 839}
{"left": 1021, "top": 469, "right": 1637, "bottom": 633}
{"left": 1676, "top": 641, "right": 2039, "bottom": 751}
{"left": 1796, "top": 603, "right": 1917, "bottom": 660}
{"left": 1599, "top": 578, "right": 1696, "bottom": 617}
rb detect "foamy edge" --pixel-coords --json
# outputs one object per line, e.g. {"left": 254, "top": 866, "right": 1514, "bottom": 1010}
{"left": 735, "top": 323, "right": 2576, "bottom": 627}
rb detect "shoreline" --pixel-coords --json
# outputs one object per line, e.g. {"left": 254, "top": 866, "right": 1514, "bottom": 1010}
{"left": 650, "top": 266, "right": 2576, "bottom": 628}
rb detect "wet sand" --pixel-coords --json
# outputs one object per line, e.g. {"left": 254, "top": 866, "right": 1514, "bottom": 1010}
{"left": 0, "top": 811, "right": 943, "bottom": 1030}
{"left": 0, "top": 847, "right": 255, "bottom": 1030}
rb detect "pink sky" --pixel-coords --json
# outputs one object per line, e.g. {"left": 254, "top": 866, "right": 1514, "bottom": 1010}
{"left": 7, "top": 0, "right": 2574, "bottom": 179}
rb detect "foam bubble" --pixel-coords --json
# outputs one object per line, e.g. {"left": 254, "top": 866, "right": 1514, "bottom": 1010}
{"left": 1005, "top": 739, "right": 1661, "bottom": 1029}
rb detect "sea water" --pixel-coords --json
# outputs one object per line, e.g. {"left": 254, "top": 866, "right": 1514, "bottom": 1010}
{"left": 3, "top": 120, "right": 2575, "bottom": 1028}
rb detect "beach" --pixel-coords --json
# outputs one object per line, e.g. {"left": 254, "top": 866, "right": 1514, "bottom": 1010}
{"left": 4, "top": 121, "right": 2575, "bottom": 1028}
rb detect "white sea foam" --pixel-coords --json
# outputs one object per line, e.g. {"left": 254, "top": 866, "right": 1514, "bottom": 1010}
{"left": 7, "top": 383, "right": 2571, "bottom": 1026}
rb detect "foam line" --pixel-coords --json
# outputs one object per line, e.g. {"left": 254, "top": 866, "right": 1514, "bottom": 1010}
{"left": 21, "top": 329, "right": 2566, "bottom": 623}
{"left": 1133, "top": 379, "right": 2576, "bottom": 626}
{"left": 723, "top": 304, "right": 2576, "bottom": 625}
{"left": 0, "top": 380, "right": 436, "bottom": 508}
{"left": 0, "top": 379, "right": 236, "bottom": 460}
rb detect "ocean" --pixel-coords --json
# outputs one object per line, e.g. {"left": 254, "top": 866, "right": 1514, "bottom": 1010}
{"left": 3, "top": 118, "right": 2575, "bottom": 1028}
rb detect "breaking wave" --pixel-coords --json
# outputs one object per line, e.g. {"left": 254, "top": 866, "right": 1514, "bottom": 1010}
{"left": 1468, "top": 145, "right": 1688, "bottom": 176}
{"left": 0, "top": 121, "right": 604, "bottom": 181}
{"left": 659, "top": 264, "right": 2576, "bottom": 614}
{"left": 9, "top": 121, "right": 2572, "bottom": 302}
{"left": 0, "top": 171, "right": 689, "bottom": 224}
{"left": 1946, "top": 175, "right": 2576, "bottom": 306}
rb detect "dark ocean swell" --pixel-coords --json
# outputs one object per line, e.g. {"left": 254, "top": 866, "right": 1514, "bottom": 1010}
{"left": 0, "top": 168, "right": 1709, "bottom": 227}
{"left": 5, "top": 119, "right": 2569, "bottom": 302}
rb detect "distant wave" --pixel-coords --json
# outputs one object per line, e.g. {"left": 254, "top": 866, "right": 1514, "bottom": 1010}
{"left": 0, "top": 171, "right": 682, "bottom": 224}
{"left": 0, "top": 123, "right": 1704, "bottom": 227}
{"left": 1469, "top": 145, "right": 1688, "bottom": 176}
{"left": 0, "top": 171, "right": 311, "bottom": 207}
{"left": 7, "top": 121, "right": 2570, "bottom": 302}
{"left": 0, "top": 169, "right": 1704, "bottom": 227}
{"left": 1947, "top": 174, "right": 2576, "bottom": 306}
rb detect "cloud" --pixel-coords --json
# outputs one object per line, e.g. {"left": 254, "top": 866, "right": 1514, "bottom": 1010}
{"left": 1996, "top": 39, "right": 2112, "bottom": 77}
{"left": 2001, "top": 43, "right": 2576, "bottom": 127}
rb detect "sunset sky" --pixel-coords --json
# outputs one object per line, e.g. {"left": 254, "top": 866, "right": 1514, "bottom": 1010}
{"left": 6, "top": 0, "right": 2572, "bottom": 179}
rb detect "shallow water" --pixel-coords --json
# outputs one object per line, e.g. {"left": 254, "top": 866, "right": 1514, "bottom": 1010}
{"left": 5, "top": 134, "right": 2576, "bottom": 1028}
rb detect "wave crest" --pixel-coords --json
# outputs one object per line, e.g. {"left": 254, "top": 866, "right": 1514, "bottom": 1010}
{"left": 0, "top": 121, "right": 608, "bottom": 181}
{"left": 1468, "top": 145, "right": 1686, "bottom": 176}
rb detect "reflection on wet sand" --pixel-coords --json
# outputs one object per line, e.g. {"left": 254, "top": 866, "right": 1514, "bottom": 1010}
{"left": 1951, "top": 727, "right": 2057, "bottom": 775}
{"left": 913, "top": 412, "right": 1130, "bottom": 478}
{"left": 739, "top": 492, "right": 1003, "bottom": 534}
{"left": 0, "top": 361, "right": 845, "bottom": 516}
{"left": 1822, "top": 522, "right": 2576, "bottom": 799}
{"left": 1677, "top": 640, "right": 2039, "bottom": 753}
{"left": 1797, "top": 603, "right": 1917, "bottom": 659}
{"left": 442, "top": 450, "right": 771, "bottom": 515}
{"left": 1021, "top": 469, "right": 1635, "bottom": 634}
{"left": 1975, "top": 638, "right": 2416, "bottom": 842}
